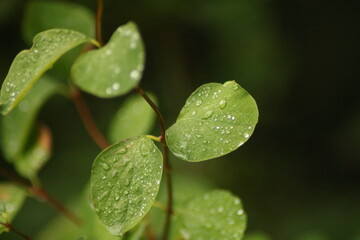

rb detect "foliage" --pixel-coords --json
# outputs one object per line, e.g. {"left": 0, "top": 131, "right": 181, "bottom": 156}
{"left": 0, "top": 1, "right": 261, "bottom": 239}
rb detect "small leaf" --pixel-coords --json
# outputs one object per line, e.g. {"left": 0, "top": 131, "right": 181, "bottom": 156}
{"left": 72, "top": 22, "right": 145, "bottom": 98}
{"left": 179, "top": 190, "right": 246, "bottom": 240}
{"left": 0, "top": 29, "right": 93, "bottom": 114}
{"left": 91, "top": 136, "right": 162, "bottom": 236}
{"left": 22, "top": 1, "right": 95, "bottom": 44}
{"left": 108, "top": 93, "right": 157, "bottom": 143}
{"left": 14, "top": 125, "right": 52, "bottom": 182}
{"left": 1, "top": 75, "right": 58, "bottom": 161}
{"left": 166, "top": 80, "right": 258, "bottom": 162}
{"left": 0, "top": 183, "right": 26, "bottom": 234}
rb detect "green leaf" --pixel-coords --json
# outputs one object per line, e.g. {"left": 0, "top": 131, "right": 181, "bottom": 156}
{"left": 0, "top": 183, "right": 26, "bottom": 234}
{"left": 149, "top": 174, "right": 215, "bottom": 239}
{"left": 108, "top": 93, "right": 157, "bottom": 143}
{"left": 166, "top": 80, "right": 258, "bottom": 162}
{"left": 14, "top": 125, "right": 51, "bottom": 182}
{"left": 179, "top": 190, "right": 246, "bottom": 240}
{"left": 72, "top": 22, "right": 145, "bottom": 98}
{"left": 22, "top": 1, "right": 95, "bottom": 44}
{"left": 1, "top": 75, "right": 58, "bottom": 161}
{"left": 0, "top": 29, "right": 94, "bottom": 114}
{"left": 91, "top": 136, "right": 162, "bottom": 236}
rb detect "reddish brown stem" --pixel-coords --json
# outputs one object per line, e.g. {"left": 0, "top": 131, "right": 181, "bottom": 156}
{"left": 135, "top": 87, "right": 173, "bottom": 240}
{"left": 0, "top": 221, "right": 33, "bottom": 240}
{"left": 96, "top": 0, "right": 104, "bottom": 46}
{"left": 0, "top": 166, "right": 82, "bottom": 227}
{"left": 70, "top": 88, "right": 110, "bottom": 150}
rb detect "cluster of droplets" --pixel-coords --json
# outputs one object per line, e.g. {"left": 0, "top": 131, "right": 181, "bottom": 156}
{"left": 101, "top": 24, "right": 144, "bottom": 96}
{"left": 92, "top": 137, "right": 162, "bottom": 235}
{"left": 1, "top": 29, "right": 87, "bottom": 111}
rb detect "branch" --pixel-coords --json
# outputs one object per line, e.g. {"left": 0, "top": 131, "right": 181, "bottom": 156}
{"left": 0, "top": 221, "right": 33, "bottom": 240}
{"left": 135, "top": 87, "right": 173, "bottom": 240}
{"left": 96, "top": 0, "right": 104, "bottom": 46}
{"left": 0, "top": 165, "right": 82, "bottom": 227}
{"left": 70, "top": 87, "right": 110, "bottom": 150}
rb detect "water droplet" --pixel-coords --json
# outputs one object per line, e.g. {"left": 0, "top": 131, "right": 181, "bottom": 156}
{"left": 101, "top": 162, "right": 110, "bottom": 170}
{"left": 202, "top": 110, "right": 214, "bottom": 119}
{"left": 116, "top": 147, "right": 127, "bottom": 154}
{"left": 234, "top": 199, "right": 240, "bottom": 205}
{"left": 191, "top": 111, "right": 196, "bottom": 116}
{"left": 237, "top": 209, "right": 244, "bottom": 215}
{"left": 140, "top": 142, "right": 151, "bottom": 156}
{"left": 219, "top": 99, "right": 227, "bottom": 109}
{"left": 196, "top": 134, "right": 202, "bottom": 138}
{"left": 106, "top": 87, "right": 113, "bottom": 94}
{"left": 124, "top": 190, "right": 129, "bottom": 195}
{"left": 223, "top": 81, "right": 232, "bottom": 87}
{"left": 112, "top": 83, "right": 120, "bottom": 91}
{"left": 244, "top": 133, "right": 250, "bottom": 138}
{"left": 233, "top": 85, "right": 239, "bottom": 90}
{"left": 195, "top": 100, "right": 202, "bottom": 106}
{"left": 114, "top": 194, "right": 120, "bottom": 201}
{"left": 130, "top": 70, "right": 140, "bottom": 79}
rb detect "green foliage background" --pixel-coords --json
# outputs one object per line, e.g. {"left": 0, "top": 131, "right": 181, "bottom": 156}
{"left": 0, "top": 0, "right": 359, "bottom": 239}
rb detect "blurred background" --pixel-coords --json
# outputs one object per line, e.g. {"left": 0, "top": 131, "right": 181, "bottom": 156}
{"left": 0, "top": 0, "right": 359, "bottom": 239}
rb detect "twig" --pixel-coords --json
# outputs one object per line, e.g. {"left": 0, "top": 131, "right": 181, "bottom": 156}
{"left": 0, "top": 165, "right": 82, "bottom": 227}
{"left": 70, "top": 87, "right": 110, "bottom": 150}
{"left": 135, "top": 87, "right": 173, "bottom": 240}
{"left": 0, "top": 221, "right": 33, "bottom": 240}
{"left": 96, "top": 0, "right": 104, "bottom": 46}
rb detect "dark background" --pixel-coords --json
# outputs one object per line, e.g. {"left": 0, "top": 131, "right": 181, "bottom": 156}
{"left": 0, "top": 0, "right": 359, "bottom": 239}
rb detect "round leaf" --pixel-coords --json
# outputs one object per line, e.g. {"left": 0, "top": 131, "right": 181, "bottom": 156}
{"left": 179, "top": 190, "right": 246, "bottom": 240}
{"left": 0, "top": 29, "right": 93, "bottom": 114}
{"left": 91, "top": 136, "right": 163, "bottom": 236}
{"left": 72, "top": 22, "right": 145, "bottom": 98}
{"left": 166, "top": 80, "right": 258, "bottom": 162}
{"left": 108, "top": 93, "right": 157, "bottom": 143}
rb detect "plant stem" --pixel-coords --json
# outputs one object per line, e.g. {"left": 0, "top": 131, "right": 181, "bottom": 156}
{"left": 96, "top": 0, "right": 104, "bottom": 46}
{"left": 135, "top": 87, "right": 173, "bottom": 240}
{"left": 0, "top": 221, "right": 33, "bottom": 240}
{"left": 0, "top": 166, "right": 82, "bottom": 227}
{"left": 70, "top": 87, "right": 110, "bottom": 150}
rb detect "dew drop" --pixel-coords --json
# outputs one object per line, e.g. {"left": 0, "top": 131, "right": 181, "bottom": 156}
{"left": 114, "top": 194, "right": 120, "bottom": 201}
{"left": 202, "top": 110, "right": 214, "bottom": 119}
{"left": 219, "top": 99, "right": 227, "bottom": 109}
{"left": 116, "top": 147, "right": 127, "bottom": 154}
{"left": 130, "top": 70, "right": 140, "bottom": 79}
{"left": 195, "top": 100, "right": 202, "bottom": 106}
{"left": 140, "top": 142, "right": 151, "bottom": 156}
{"left": 237, "top": 209, "right": 244, "bottom": 215}
{"left": 101, "top": 162, "right": 110, "bottom": 170}
{"left": 112, "top": 83, "right": 120, "bottom": 91}
{"left": 244, "top": 133, "right": 250, "bottom": 138}
{"left": 233, "top": 85, "right": 239, "bottom": 90}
